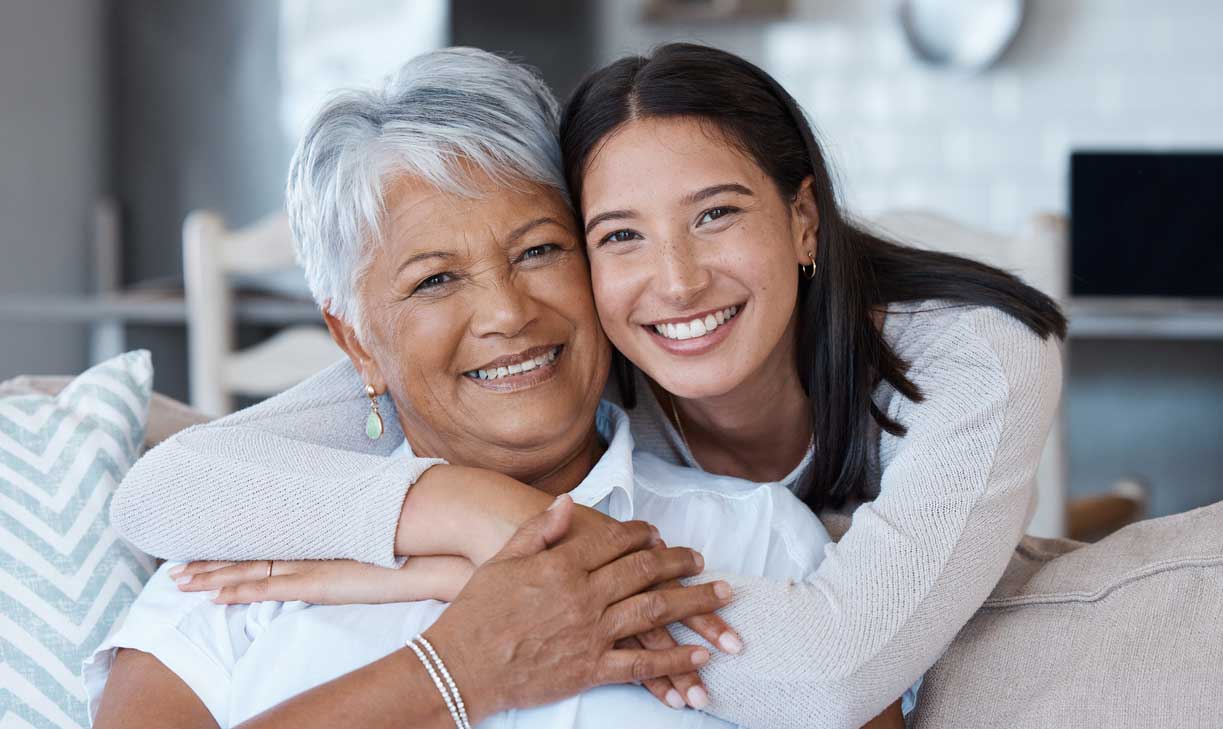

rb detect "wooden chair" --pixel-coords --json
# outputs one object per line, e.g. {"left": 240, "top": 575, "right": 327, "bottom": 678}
{"left": 182, "top": 210, "right": 342, "bottom": 416}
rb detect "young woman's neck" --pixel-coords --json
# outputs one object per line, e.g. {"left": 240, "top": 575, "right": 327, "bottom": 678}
{"left": 663, "top": 317, "right": 811, "bottom": 483}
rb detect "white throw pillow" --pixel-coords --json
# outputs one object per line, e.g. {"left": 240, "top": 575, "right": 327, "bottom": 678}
{"left": 0, "top": 350, "right": 156, "bottom": 728}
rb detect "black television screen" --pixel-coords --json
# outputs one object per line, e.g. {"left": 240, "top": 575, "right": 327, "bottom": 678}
{"left": 1071, "top": 151, "right": 1223, "bottom": 298}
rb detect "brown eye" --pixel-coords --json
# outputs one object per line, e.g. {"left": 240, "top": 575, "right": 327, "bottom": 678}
{"left": 414, "top": 272, "right": 453, "bottom": 293}
{"left": 600, "top": 229, "right": 640, "bottom": 246}
{"left": 698, "top": 206, "right": 738, "bottom": 225}
{"left": 520, "top": 244, "right": 560, "bottom": 260}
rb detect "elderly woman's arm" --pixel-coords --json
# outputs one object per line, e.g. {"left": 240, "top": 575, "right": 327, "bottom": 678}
{"left": 95, "top": 648, "right": 459, "bottom": 729}
{"left": 93, "top": 501, "right": 724, "bottom": 729}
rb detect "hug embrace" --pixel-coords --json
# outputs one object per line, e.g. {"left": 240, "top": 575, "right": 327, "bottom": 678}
{"left": 87, "top": 44, "right": 1064, "bottom": 728}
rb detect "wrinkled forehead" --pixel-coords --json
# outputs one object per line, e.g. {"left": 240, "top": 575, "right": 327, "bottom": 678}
{"left": 378, "top": 172, "right": 578, "bottom": 257}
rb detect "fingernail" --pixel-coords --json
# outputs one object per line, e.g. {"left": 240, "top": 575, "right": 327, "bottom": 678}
{"left": 691, "top": 648, "right": 710, "bottom": 666}
{"left": 718, "top": 632, "right": 743, "bottom": 654}
{"left": 547, "top": 494, "right": 569, "bottom": 511}
{"left": 713, "top": 581, "right": 732, "bottom": 600}
{"left": 665, "top": 689, "right": 685, "bottom": 709}
{"left": 649, "top": 526, "right": 662, "bottom": 546}
{"left": 174, "top": 575, "right": 192, "bottom": 587}
{"left": 206, "top": 590, "right": 221, "bottom": 602}
{"left": 686, "top": 686, "right": 709, "bottom": 709}
{"left": 168, "top": 565, "right": 185, "bottom": 578}
{"left": 693, "top": 551, "right": 704, "bottom": 571}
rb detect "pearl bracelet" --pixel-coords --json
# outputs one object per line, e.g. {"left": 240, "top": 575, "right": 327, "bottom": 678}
{"left": 406, "top": 636, "right": 471, "bottom": 729}
{"left": 418, "top": 635, "right": 471, "bottom": 728}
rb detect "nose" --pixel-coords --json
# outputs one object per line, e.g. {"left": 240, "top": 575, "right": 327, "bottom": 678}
{"left": 469, "top": 269, "right": 539, "bottom": 339}
{"left": 654, "top": 234, "right": 712, "bottom": 308}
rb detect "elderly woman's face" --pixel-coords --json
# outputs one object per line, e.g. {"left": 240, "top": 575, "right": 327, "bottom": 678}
{"left": 348, "top": 172, "right": 610, "bottom": 479}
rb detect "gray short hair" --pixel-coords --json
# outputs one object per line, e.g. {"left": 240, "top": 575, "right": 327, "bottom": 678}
{"left": 286, "top": 47, "right": 565, "bottom": 330}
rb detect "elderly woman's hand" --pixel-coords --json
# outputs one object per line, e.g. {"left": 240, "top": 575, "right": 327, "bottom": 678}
{"left": 171, "top": 496, "right": 741, "bottom": 711}
{"left": 424, "top": 494, "right": 733, "bottom": 723}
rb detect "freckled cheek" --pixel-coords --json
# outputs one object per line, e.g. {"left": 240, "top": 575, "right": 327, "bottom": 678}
{"left": 590, "top": 259, "right": 650, "bottom": 334}
{"left": 725, "top": 223, "right": 798, "bottom": 294}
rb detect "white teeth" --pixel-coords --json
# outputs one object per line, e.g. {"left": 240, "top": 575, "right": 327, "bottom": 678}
{"left": 651, "top": 306, "right": 741, "bottom": 341}
{"left": 466, "top": 347, "right": 559, "bottom": 381}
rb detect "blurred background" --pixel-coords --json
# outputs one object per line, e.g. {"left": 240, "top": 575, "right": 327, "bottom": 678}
{"left": 1, "top": 0, "right": 1221, "bottom": 535}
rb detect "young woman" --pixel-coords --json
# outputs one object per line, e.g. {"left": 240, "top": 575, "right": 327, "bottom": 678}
{"left": 113, "top": 44, "right": 1064, "bottom": 727}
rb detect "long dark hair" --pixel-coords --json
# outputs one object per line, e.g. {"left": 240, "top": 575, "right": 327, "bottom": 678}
{"left": 560, "top": 43, "right": 1066, "bottom": 512}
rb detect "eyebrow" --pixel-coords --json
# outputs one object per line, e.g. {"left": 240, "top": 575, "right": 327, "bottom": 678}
{"left": 506, "top": 216, "right": 567, "bottom": 243}
{"left": 395, "top": 251, "right": 454, "bottom": 277}
{"left": 584, "top": 183, "right": 755, "bottom": 235}
{"left": 394, "top": 217, "right": 568, "bottom": 276}
{"left": 682, "top": 183, "right": 754, "bottom": 206}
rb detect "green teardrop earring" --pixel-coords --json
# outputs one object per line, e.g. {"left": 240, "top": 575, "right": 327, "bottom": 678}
{"left": 365, "top": 384, "right": 384, "bottom": 440}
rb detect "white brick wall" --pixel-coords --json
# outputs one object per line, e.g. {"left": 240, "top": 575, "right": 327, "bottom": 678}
{"left": 599, "top": 0, "right": 1223, "bottom": 234}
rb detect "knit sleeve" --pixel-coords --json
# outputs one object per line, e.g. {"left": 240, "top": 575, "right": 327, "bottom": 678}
{"left": 109, "top": 362, "right": 442, "bottom": 568}
{"left": 673, "top": 308, "right": 1063, "bottom": 728}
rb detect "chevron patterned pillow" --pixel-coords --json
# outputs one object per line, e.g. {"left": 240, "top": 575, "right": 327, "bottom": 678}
{"left": 1, "top": 350, "right": 157, "bottom": 729}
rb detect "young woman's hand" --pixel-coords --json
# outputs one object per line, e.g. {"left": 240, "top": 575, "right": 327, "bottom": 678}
{"left": 620, "top": 576, "right": 740, "bottom": 711}
{"left": 542, "top": 504, "right": 740, "bottom": 710}
{"left": 169, "top": 555, "right": 474, "bottom": 605}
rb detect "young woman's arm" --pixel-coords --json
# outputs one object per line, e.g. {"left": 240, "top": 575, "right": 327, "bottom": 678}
{"left": 669, "top": 308, "right": 1063, "bottom": 728}
{"left": 112, "top": 361, "right": 475, "bottom": 567}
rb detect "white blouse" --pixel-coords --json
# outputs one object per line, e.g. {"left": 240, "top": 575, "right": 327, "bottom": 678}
{"left": 85, "top": 404, "right": 918, "bottom": 727}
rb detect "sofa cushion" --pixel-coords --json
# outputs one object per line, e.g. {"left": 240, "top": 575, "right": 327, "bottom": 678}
{"left": 911, "top": 500, "right": 1223, "bottom": 727}
{"left": 1, "top": 351, "right": 158, "bottom": 729}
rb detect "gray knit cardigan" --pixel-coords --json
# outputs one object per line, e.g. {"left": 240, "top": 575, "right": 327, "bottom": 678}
{"left": 112, "top": 300, "right": 1063, "bottom": 728}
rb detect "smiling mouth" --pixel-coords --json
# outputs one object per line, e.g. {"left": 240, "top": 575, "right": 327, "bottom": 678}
{"left": 463, "top": 345, "right": 562, "bottom": 382}
{"left": 645, "top": 305, "right": 742, "bottom": 341}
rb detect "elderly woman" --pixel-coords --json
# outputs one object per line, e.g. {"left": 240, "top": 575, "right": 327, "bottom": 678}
{"left": 87, "top": 49, "right": 910, "bottom": 728}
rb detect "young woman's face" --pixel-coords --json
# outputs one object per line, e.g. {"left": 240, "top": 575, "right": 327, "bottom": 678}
{"left": 581, "top": 116, "right": 816, "bottom": 399}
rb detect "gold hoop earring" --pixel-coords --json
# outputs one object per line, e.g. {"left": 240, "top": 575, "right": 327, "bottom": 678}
{"left": 365, "top": 384, "right": 384, "bottom": 440}
{"left": 800, "top": 251, "right": 817, "bottom": 280}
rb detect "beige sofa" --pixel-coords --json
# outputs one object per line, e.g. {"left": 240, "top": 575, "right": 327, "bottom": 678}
{"left": 912, "top": 505, "right": 1223, "bottom": 726}
{"left": 0, "top": 374, "right": 210, "bottom": 451}
{"left": 6, "top": 375, "right": 1219, "bottom": 727}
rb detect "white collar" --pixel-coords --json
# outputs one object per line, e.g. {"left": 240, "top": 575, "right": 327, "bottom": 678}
{"left": 392, "top": 401, "right": 636, "bottom": 520}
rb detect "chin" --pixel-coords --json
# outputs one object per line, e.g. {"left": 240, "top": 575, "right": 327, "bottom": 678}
{"left": 653, "top": 364, "right": 748, "bottom": 401}
{"left": 476, "top": 400, "right": 592, "bottom": 450}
